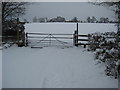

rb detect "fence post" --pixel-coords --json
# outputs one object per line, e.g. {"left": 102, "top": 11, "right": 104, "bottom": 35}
{"left": 26, "top": 32, "right": 28, "bottom": 46}
{"left": 76, "top": 23, "right": 78, "bottom": 34}
{"left": 22, "top": 31, "right": 25, "bottom": 46}
{"left": 73, "top": 31, "right": 75, "bottom": 46}
{"left": 17, "top": 29, "right": 20, "bottom": 45}
{"left": 76, "top": 23, "right": 78, "bottom": 46}
{"left": 73, "top": 30, "right": 78, "bottom": 47}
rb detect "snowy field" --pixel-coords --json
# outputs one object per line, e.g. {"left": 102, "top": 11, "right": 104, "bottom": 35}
{"left": 2, "top": 23, "right": 118, "bottom": 88}
{"left": 25, "top": 23, "right": 117, "bottom": 34}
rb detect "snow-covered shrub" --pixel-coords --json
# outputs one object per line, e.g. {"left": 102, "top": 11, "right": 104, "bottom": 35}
{"left": 88, "top": 32, "right": 120, "bottom": 79}
{"left": 3, "top": 42, "right": 14, "bottom": 49}
{"left": 3, "top": 44, "right": 11, "bottom": 48}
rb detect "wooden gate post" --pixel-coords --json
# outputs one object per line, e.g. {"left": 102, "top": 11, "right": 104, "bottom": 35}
{"left": 76, "top": 23, "right": 78, "bottom": 35}
{"left": 75, "top": 23, "right": 79, "bottom": 47}
{"left": 73, "top": 30, "right": 78, "bottom": 47}
{"left": 17, "top": 29, "right": 20, "bottom": 45}
{"left": 73, "top": 31, "right": 76, "bottom": 46}
{"left": 21, "top": 31, "right": 25, "bottom": 46}
{"left": 25, "top": 32, "right": 28, "bottom": 46}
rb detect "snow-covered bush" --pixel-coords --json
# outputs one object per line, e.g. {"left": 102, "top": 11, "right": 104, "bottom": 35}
{"left": 88, "top": 32, "right": 120, "bottom": 79}
{"left": 2, "top": 42, "right": 14, "bottom": 49}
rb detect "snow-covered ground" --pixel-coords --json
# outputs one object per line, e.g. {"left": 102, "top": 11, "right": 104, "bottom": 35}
{"left": 2, "top": 23, "right": 118, "bottom": 88}
{"left": 2, "top": 45, "right": 118, "bottom": 88}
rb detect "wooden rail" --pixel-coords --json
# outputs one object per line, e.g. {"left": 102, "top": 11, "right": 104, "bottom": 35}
{"left": 1, "top": 36, "right": 17, "bottom": 38}
{"left": 28, "top": 36, "right": 73, "bottom": 39}
{"left": 78, "top": 39, "right": 89, "bottom": 41}
{"left": 73, "top": 30, "right": 90, "bottom": 48}
{"left": 27, "top": 32, "right": 73, "bottom": 36}
{"left": 78, "top": 43, "right": 90, "bottom": 45}
{"left": 26, "top": 32, "right": 74, "bottom": 47}
{"left": 77, "top": 35, "right": 88, "bottom": 37}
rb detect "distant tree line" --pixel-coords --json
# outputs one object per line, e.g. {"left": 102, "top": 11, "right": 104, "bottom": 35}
{"left": 31, "top": 16, "right": 115, "bottom": 23}
{"left": 86, "top": 16, "right": 110, "bottom": 23}
{"left": 32, "top": 16, "right": 66, "bottom": 23}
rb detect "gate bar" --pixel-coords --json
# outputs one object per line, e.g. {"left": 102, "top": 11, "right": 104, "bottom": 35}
{"left": 28, "top": 36, "right": 73, "bottom": 39}
{"left": 27, "top": 32, "right": 73, "bottom": 36}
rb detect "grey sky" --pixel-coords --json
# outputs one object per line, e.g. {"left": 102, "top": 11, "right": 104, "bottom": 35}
{"left": 22, "top": 2, "right": 115, "bottom": 21}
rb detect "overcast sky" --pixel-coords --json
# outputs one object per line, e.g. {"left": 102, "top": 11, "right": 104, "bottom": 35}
{"left": 22, "top": 2, "right": 115, "bottom": 21}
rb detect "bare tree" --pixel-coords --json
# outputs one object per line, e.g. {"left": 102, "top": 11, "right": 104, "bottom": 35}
{"left": 2, "top": 2, "right": 28, "bottom": 38}
{"left": 2, "top": 2, "right": 27, "bottom": 22}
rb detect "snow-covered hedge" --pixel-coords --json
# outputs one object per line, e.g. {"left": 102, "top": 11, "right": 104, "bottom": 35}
{"left": 88, "top": 32, "right": 120, "bottom": 79}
